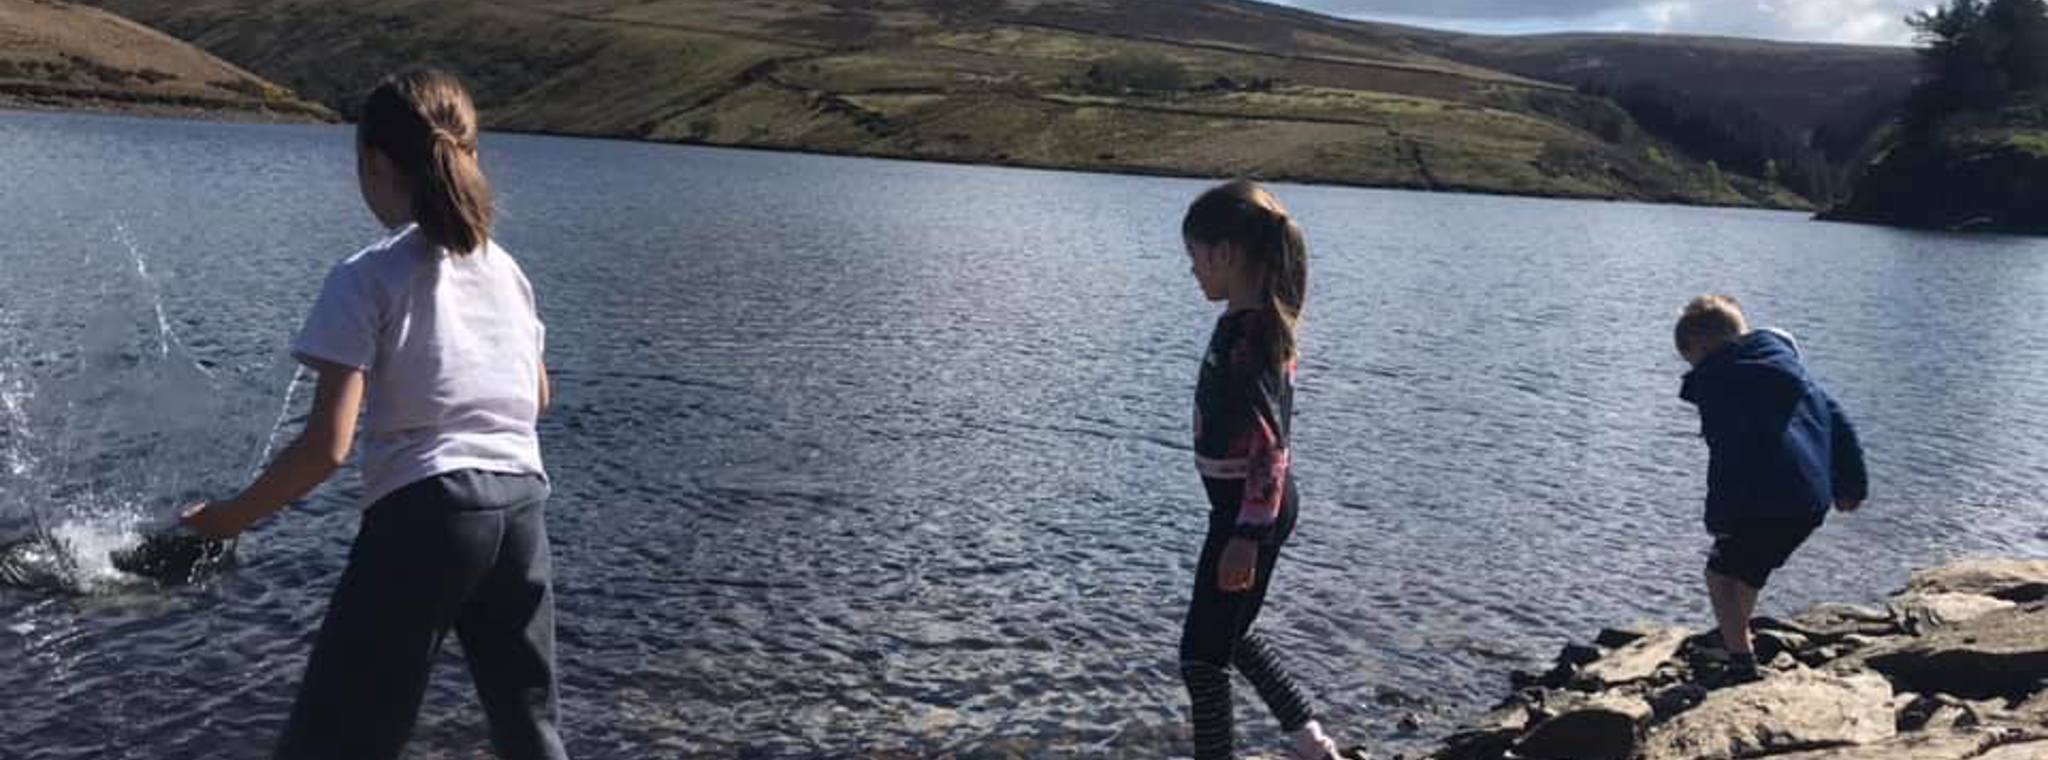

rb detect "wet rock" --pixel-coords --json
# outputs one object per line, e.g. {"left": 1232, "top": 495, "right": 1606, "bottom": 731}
{"left": 1901, "top": 558, "right": 2048, "bottom": 603}
{"left": 1859, "top": 604, "right": 2048, "bottom": 699}
{"left": 1594, "top": 626, "right": 1652, "bottom": 648}
{"left": 1647, "top": 682, "right": 1709, "bottom": 722}
{"left": 1640, "top": 670, "right": 1895, "bottom": 760}
{"left": 1754, "top": 627, "right": 1814, "bottom": 662}
{"left": 1574, "top": 627, "right": 1688, "bottom": 690}
{"left": 1756, "top": 727, "right": 2027, "bottom": 759}
{"left": 1513, "top": 693, "right": 1650, "bottom": 760}
{"left": 1557, "top": 642, "right": 1602, "bottom": 667}
{"left": 1510, "top": 662, "right": 1576, "bottom": 692}
{"left": 1897, "top": 693, "right": 1978, "bottom": 732}
{"left": 1431, "top": 720, "right": 1521, "bottom": 760}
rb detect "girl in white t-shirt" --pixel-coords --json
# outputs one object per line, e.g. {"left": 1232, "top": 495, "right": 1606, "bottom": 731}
{"left": 181, "top": 69, "right": 566, "bottom": 760}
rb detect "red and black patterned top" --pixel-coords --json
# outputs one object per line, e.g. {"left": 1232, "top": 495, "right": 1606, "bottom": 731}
{"left": 1193, "top": 309, "right": 1296, "bottom": 541}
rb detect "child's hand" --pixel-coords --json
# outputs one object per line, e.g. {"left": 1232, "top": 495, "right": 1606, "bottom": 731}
{"left": 1834, "top": 499, "right": 1864, "bottom": 513}
{"left": 1217, "top": 537, "right": 1259, "bottom": 592}
{"left": 180, "top": 501, "right": 253, "bottom": 540}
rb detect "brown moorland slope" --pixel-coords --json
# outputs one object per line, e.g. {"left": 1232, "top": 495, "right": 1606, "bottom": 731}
{"left": 80, "top": 0, "right": 1911, "bottom": 207}
{"left": 0, "top": 0, "right": 328, "bottom": 120}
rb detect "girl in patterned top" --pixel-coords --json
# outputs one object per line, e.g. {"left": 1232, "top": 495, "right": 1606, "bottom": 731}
{"left": 1179, "top": 180, "right": 1344, "bottom": 760}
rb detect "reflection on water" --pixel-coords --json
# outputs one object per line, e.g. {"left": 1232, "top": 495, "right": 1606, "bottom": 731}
{"left": 1, "top": 110, "right": 2046, "bottom": 758}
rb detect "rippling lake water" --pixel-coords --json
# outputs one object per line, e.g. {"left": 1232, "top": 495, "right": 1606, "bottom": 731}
{"left": 2, "top": 110, "right": 2046, "bottom": 759}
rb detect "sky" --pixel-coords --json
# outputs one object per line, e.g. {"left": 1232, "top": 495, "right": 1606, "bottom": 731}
{"left": 1270, "top": 0, "right": 1942, "bottom": 46}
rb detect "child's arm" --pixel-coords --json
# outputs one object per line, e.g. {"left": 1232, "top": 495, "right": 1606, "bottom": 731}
{"left": 1828, "top": 395, "right": 1868, "bottom": 511}
{"left": 539, "top": 359, "right": 552, "bottom": 415}
{"left": 182, "top": 361, "right": 365, "bottom": 539}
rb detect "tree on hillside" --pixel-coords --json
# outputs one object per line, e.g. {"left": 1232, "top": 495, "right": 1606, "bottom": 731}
{"left": 1581, "top": 80, "right": 1836, "bottom": 200}
{"left": 1906, "top": 0, "right": 2048, "bottom": 133}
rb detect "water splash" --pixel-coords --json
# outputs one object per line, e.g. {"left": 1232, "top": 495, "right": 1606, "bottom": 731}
{"left": 0, "top": 224, "right": 297, "bottom": 594}
{"left": 249, "top": 366, "right": 305, "bottom": 478}
{"left": 114, "top": 222, "right": 208, "bottom": 376}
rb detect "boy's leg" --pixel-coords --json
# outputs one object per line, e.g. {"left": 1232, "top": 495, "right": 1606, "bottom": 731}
{"left": 1705, "top": 523, "right": 1813, "bottom": 674}
{"left": 454, "top": 486, "right": 569, "bottom": 760}
{"left": 1705, "top": 567, "right": 1759, "bottom": 656}
{"left": 274, "top": 483, "right": 497, "bottom": 760}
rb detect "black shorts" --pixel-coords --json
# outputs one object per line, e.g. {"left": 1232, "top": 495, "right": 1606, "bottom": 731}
{"left": 1707, "top": 521, "right": 1819, "bottom": 589}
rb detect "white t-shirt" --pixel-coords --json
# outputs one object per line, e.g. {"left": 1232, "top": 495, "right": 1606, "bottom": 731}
{"left": 292, "top": 224, "right": 547, "bottom": 507}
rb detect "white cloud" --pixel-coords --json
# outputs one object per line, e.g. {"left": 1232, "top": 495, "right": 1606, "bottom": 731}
{"left": 1274, "top": 0, "right": 1941, "bottom": 45}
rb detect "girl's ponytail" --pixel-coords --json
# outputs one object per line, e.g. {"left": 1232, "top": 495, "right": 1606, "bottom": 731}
{"left": 415, "top": 125, "right": 492, "bottom": 254}
{"left": 360, "top": 69, "right": 494, "bottom": 255}
{"left": 1262, "top": 207, "right": 1308, "bottom": 366}
{"left": 1182, "top": 180, "right": 1309, "bottom": 365}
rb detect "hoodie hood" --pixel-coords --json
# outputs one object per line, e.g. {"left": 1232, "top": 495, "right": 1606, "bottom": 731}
{"left": 1681, "top": 329, "right": 1807, "bottom": 408}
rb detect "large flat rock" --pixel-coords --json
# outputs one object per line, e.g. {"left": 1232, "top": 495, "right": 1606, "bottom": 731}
{"left": 1758, "top": 728, "right": 2027, "bottom": 759}
{"left": 1859, "top": 604, "right": 2048, "bottom": 699}
{"left": 1641, "top": 670, "right": 1895, "bottom": 760}
{"left": 1893, "top": 592, "right": 2019, "bottom": 631}
{"left": 1903, "top": 559, "right": 2048, "bottom": 603}
{"left": 1575, "top": 627, "right": 1688, "bottom": 690}
{"left": 1514, "top": 693, "right": 1651, "bottom": 760}
{"left": 1976, "top": 739, "right": 2048, "bottom": 759}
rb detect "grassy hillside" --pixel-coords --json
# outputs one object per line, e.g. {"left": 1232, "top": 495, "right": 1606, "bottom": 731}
{"left": 1436, "top": 33, "right": 1919, "bottom": 137}
{"left": 77, "top": 0, "right": 1849, "bottom": 207}
{"left": 1823, "top": 99, "right": 2048, "bottom": 233}
{"left": 0, "top": 0, "right": 328, "bottom": 120}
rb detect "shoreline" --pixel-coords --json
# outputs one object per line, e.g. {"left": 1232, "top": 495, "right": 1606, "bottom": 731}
{"left": 0, "top": 87, "right": 332, "bottom": 126}
{"left": 1408, "top": 557, "right": 2048, "bottom": 760}
{"left": 0, "top": 101, "right": 1815, "bottom": 215}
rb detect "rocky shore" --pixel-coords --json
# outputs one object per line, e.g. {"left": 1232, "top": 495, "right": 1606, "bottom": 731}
{"left": 1410, "top": 558, "right": 2048, "bottom": 760}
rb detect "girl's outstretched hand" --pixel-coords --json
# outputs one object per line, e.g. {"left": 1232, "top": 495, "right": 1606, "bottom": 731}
{"left": 1218, "top": 537, "right": 1259, "bottom": 592}
{"left": 181, "top": 500, "right": 255, "bottom": 540}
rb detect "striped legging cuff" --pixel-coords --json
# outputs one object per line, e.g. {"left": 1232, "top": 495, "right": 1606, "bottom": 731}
{"left": 1181, "top": 660, "right": 1235, "bottom": 760}
{"left": 1234, "top": 632, "right": 1315, "bottom": 732}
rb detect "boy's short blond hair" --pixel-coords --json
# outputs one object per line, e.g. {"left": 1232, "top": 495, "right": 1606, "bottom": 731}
{"left": 1676, "top": 295, "right": 1748, "bottom": 357}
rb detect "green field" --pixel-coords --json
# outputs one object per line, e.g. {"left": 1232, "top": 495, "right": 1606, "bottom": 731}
{"left": 71, "top": 0, "right": 1913, "bottom": 208}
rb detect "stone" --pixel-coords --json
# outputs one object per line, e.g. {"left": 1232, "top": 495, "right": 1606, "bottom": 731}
{"left": 1755, "top": 627, "right": 1815, "bottom": 662}
{"left": 1894, "top": 592, "right": 2019, "bottom": 633}
{"left": 1859, "top": 605, "right": 2048, "bottom": 699}
{"left": 1557, "top": 642, "right": 1603, "bottom": 667}
{"left": 1776, "top": 603, "right": 1902, "bottom": 642}
{"left": 1595, "top": 626, "right": 1653, "bottom": 648}
{"left": 1648, "top": 682, "right": 1709, "bottom": 722}
{"left": 1513, "top": 693, "right": 1652, "bottom": 760}
{"left": 1431, "top": 726, "right": 1517, "bottom": 760}
{"left": 1976, "top": 739, "right": 2048, "bottom": 759}
{"left": 1901, "top": 559, "right": 2048, "bottom": 603}
{"left": 1576, "top": 627, "right": 1689, "bottom": 690}
{"left": 1755, "top": 728, "right": 2021, "bottom": 759}
{"left": 1641, "top": 670, "right": 1895, "bottom": 760}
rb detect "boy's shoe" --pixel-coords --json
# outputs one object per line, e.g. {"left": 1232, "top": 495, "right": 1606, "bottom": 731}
{"left": 1692, "top": 648, "right": 1765, "bottom": 689}
{"left": 1715, "top": 652, "right": 1765, "bottom": 687}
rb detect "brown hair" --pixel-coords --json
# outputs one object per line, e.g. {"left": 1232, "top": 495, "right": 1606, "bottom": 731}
{"left": 358, "top": 68, "right": 492, "bottom": 254}
{"left": 1182, "top": 180, "right": 1309, "bottom": 364}
{"left": 1675, "top": 295, "right": 1748, "bottom": 357}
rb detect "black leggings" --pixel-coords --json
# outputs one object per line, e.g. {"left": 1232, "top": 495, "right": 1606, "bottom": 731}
{"left": 1179, "top": 501, "right": 1314, "bottom": 760}
{"left": 274, "top": 470, "right": 568, "bottom": 760}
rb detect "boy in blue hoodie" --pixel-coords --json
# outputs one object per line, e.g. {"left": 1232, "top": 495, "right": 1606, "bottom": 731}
{"left": 1676, "top": 295, "right": 1868, "bottom": 681}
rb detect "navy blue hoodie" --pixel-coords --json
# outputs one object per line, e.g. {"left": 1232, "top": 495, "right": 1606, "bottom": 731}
{"left": 1679, "top": 329, "right": 1868, "bottom": 534}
